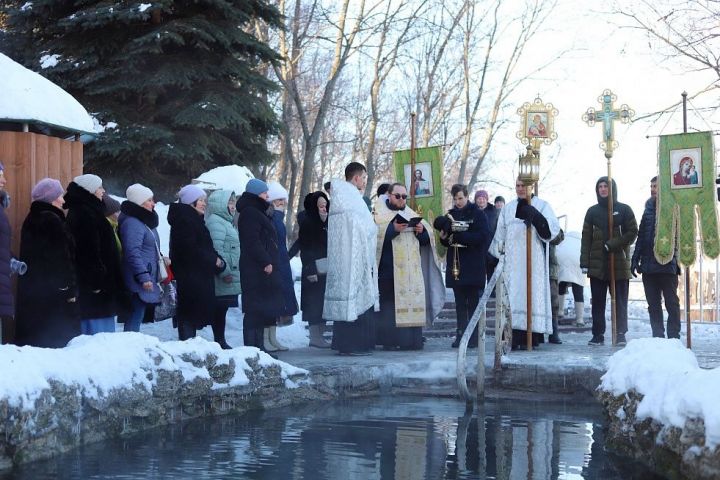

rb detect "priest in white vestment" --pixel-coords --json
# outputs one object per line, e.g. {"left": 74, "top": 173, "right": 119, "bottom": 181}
{"left": 323, "top": 162, "right": 378, "bottom": 355}
{"left": 374, "top": 183, "right": 445, "bottom": 350}
{"left": 489, "top": 178, "right": 560, "bottom": 349}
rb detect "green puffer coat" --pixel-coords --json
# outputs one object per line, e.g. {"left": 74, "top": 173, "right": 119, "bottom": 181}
{"left": 580, "top": 177, "right": 638, "bottom": 281}
{"left": 206, "top": 190, "right": 241, "bottom": 297}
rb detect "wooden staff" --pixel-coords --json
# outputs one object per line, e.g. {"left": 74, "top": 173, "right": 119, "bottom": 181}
{"left": 526, "top": 184, "right": 534, "bottom": 351}
{"left": 606, "top": 158, "right": 617, "bottom": 346}
{"left": 409, "top": 112, "right": 417, "bottom": 211}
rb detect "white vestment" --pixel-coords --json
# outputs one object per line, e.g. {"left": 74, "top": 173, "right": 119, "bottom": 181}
{"left": 489, "top": 197, "right": 560, "bottom": 334}
{"left": 323, "top": 180, "right": 378, "bottom": 321}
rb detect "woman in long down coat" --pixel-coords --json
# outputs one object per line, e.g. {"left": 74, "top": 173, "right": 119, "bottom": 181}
{"left": 298, "top": 191, "right": 330, "bottom": 348}
{"left": 64, "top": 174, "right": 124, "bottom": 335}
{"left": 168, "top": 185, "right": 225, "bottom": 340}
{"left": 265, "top": 181, "right": 298, "bottom": 351}
{"left": 206, "top": 189, "right": 241, "bottom": 349}
{"left": 237, "top": 179, "right": 284, "bottom": 352}
{"left": 15, "top": 178, "right": 80, "bottom": 347}
{"left": 118, "top": 184, "right": 162, "bottom": 332}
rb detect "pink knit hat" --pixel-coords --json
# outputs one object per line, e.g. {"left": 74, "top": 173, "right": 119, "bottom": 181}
{"left": 31, "top": 178, "right": 64, "bottom": 203}
{"left": 474, "top": 190, "right": 489, "bottom": 201}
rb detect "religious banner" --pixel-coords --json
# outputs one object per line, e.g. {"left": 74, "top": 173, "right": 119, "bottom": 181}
{"left": 393, "top": 146, "right": 444, "bottom": 254}
{"left": 655, "top": 131, "right": 720, "bottom": 266}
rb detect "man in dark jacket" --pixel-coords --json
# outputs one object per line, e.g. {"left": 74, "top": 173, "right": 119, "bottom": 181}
{"left": 580, "top": 177, "right": 638, "bottom": 346}
{"left": 631, "top": 176, "right": 680, "bottom": 339}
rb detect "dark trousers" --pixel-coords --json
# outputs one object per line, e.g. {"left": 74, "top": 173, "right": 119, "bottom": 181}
{"left": 559, "top": 281, "right": 584, "bottom": 302}
{"left": 642, "top": 273, "right": 680, "bottom": 339}
{"left": 333, "top": 307, "right": 375, "bottom": 354}
{"left": 590, "top": 278, "right": 629, "bottom": 336}
{"left": 212, "top": 305, "right": 229, "bottom": 343}
{"left": 376, "top": 279, "right": 422, "bottom": 350}
{"left": 1, "top": 315, "right": 14, "bottom": 345}
{"left": 453, "top": 285, "right": 481, "bottom": 345}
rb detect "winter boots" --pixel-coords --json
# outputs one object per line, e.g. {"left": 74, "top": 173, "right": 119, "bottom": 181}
{"left": 211, "top": 315, "right": 232, "bottom": 350}
{"left": 574, "top": 302, "right": 585, "bottom": 327}
{"left": 309, "top": 324, "right": 331, "bottom": 348}
{"left": 263, "top": 326, "right": 288, "bottom": 352}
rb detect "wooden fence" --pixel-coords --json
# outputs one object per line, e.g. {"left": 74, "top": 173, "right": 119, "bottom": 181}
{"left": 0, "top": 131, "right": 83, "bottom": 253}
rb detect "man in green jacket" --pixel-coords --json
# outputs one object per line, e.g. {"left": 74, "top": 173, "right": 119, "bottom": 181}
{"left": 580, "top": 177, "right": 638, "bottom": 346}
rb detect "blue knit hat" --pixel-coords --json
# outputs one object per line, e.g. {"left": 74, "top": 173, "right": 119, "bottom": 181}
{"left": 245, "top": 178, "right": 269, "bottom": 196}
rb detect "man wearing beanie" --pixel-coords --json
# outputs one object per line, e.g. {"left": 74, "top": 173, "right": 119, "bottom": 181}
{"left": 0, "top": 163, "right": 13, "bottom": 343}
{"left": 64, "top": 173, "right": 124, "bottom": 335}
{"left": 236, "top": 178, "right": 285, "bottom": 354}
{"left": 263, "top": 181, "right": 296, "bottom": 352}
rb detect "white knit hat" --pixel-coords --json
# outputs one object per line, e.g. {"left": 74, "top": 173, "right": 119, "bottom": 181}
{"left": 126, "top": 183, "right": 154, "bottom": 206}
{"left": 267, "top": 181, "right": 288, "bottom": 202}
{"left": 73, "top": 174, "right": 102, "bottom": 194}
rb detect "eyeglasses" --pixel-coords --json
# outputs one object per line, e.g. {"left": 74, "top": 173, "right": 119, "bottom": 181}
{"left": 393, "top": 194, "right": 408, "bottom": 200}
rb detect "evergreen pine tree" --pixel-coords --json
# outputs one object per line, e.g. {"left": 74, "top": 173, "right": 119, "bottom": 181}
{"left": 2, "top": 0, "right": 280, "bottom": 198}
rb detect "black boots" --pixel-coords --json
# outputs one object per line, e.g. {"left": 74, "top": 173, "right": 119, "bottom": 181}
{"left": 211, "top": 316, "right": 232, "bottom": 350}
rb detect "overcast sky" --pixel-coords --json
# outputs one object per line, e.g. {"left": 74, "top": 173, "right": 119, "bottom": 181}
{"left": 481, "top": 0, "right": 719, "bottom": 232}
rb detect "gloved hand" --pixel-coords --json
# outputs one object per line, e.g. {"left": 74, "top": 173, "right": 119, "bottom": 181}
{"left": 630, "top": 259, "right": 639, "bottom": 278}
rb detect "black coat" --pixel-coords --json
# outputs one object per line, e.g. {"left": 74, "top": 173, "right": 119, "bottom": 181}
{"left": 0, "top": 196, "right": 12, "bottom": 317}
{"left": 631, "top": 197, "right": 679, "bottom": 275}
{"left": 64, "top": 182, "right": 124, "bottom": 320}
{"left": 439, "top": 202, "right": 490, "bottom": 287}
{"left": 298, "top": 192, "right": 329, "bottom": 323}
{"left": 236, "top": 192, "right": 284, "bottom": 323}
{"left": 15, "top": 201, "right": 80, "bottom": 347}
{"left": 168, "top": 202, "right": 221, "bottom": 329}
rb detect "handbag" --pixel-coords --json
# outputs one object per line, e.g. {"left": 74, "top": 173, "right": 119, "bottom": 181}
{"left": 153, "top": 281, "right": 177, "bottom": 321}
{"left": 148, "top": 226, "right": 172, "bottom": 285}
{"left": 315, "top": 257, "right": 328, "bottom": 275}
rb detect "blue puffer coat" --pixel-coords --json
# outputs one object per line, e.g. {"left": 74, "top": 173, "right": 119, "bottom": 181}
{"left": 631, "top": 197, "right": 679, "bottom": 275}
{"left": 118, "top": 201, "right": 162, "bottom": 304}
{"left": 206, "top": 190, "right": 241, "bottom": 298}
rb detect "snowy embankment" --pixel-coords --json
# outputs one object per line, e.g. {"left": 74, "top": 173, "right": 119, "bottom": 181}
{"left": 598, "top": 338, "right": 720, "bottom": 479}
{"left": 0, "top": 334, "right": 319, "bottom": 469}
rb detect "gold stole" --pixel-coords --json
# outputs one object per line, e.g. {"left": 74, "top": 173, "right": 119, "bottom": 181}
{"left": 375, "top": 201, "right": 427, "bottom": 327}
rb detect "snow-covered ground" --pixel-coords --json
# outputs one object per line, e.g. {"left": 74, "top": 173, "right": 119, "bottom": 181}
{"left": 601, "top": 338, "right": 720, "bottom": 448}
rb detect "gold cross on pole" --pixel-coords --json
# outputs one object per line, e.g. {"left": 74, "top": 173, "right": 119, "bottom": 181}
{"left": 582, "top": 89, "right": 635, "bottom": 158}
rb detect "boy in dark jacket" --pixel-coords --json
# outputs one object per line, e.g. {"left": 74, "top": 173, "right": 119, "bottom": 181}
{"left": 580, "top": 177, "right": 638, "bottom": 346}
{"left": 631, "top": 176, "right": 680, "bottom": 339}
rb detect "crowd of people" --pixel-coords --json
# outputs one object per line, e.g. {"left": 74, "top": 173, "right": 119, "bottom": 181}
{"left": 0, "top": 161, "right": 679, "bottom": 355}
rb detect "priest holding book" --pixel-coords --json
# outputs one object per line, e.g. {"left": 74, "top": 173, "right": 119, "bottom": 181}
{"left": 374, "top": 183, "right": 445, "bottom": 350}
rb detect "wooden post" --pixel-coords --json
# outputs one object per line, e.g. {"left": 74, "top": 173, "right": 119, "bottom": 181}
{"left": 526, "top": 184, "right": 534, "bottom": 351}
{"left": 409, "top": 112, "right": 417, "bottom": 211}
{"left": 682, "top": 91, "right": 692, "bottom": 349}
{"left": 606, "top": 156, "right": 617, "bottom": 346}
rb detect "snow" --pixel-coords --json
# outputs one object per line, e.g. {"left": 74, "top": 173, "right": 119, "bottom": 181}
{"left": 0, "top": 333, "right": 306, "bottom": 411}
{"left": 0, "top": 53, "right": 95, "bottom": 134}
{"left": 138, "top": 3, "right": 151, "bottom": 13}
{"left": 39, "top": 54, "right": 60, "bottom": 69}
{"left": 600, "top": 338, "right": 720, "bottom": 448}
{"left": 194, "top": 165, "right": 254, "bottom": 194}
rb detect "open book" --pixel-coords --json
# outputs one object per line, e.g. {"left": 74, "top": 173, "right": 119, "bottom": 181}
{"left": 393, "top": 210, "right": 423, "bottom": 228}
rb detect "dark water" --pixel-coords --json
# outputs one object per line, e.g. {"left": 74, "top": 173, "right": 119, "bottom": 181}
{"left": 3, "top": 396, "right": 663, "bottom": 480}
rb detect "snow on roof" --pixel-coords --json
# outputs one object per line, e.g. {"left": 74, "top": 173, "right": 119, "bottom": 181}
{"left": 600, "top": 338, "right": 720, "bottom": 448}
{"left": 0, "top": 53, "right": 95, "bottom": 134}
{"left": 194, "top": 164, "right": 255, "bottom": 193}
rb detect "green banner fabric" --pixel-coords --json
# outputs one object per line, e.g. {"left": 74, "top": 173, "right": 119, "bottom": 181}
{"left": 393, "top": 146, "right": 445, "bottom": 256}
{"left": 655, "top": 131, "right": 720, "bottom": 266}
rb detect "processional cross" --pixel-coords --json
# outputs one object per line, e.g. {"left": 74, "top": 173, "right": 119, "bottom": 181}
{"left": 582, "top": 89, "right": 634, "bottom": 346}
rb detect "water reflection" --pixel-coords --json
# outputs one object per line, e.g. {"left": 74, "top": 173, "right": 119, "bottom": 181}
{"left": 3, "top": 396, "right": 663, "bottom": 480}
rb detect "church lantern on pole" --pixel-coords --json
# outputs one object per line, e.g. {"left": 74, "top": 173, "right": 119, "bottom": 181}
{"left": 515, "top": 96, "right": 558, "bottom": 351}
